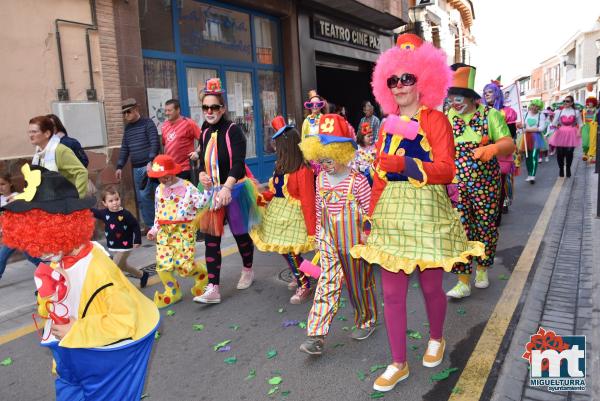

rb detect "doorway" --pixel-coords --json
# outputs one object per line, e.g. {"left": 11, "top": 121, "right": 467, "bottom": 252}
{"left": 315, "top": 53, "right": 378, "bottom": 131}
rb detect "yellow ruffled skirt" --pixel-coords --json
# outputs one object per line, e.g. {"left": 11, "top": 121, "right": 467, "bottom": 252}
{"left": 351, "top": 181, "right": 484, "bottom": 274}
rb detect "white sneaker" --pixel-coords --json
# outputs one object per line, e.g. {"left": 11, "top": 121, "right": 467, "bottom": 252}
{"left": 446, "top": 281, "right": 471, "bottom": 298}
{"left": 474, "top": 270, "right": 489, "bottom": 289}
{"left": 193, "top": 283, "right": 221, "bottom": 304}
{"left": 237, "top": 268, "right": 254, "bottom": 290}
{"left": 525, "top": 176, "right": 532, "bottom": 182}
{"left": 538, "top": 157, "right": 542, "bottom": 163}
{"left": 545, "top": 157, "right": 549, "bottom": 162}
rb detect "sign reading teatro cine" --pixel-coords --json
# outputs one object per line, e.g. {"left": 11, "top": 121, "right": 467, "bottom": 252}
{"left": 312, "top": 15, "right": 381, "bottom": 52}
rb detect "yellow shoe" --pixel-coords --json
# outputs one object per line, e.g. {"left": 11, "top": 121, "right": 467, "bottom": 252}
{"left": 423, "top": 338, "right": 445, "bottom": 368}
{"left": 154, "top": 270, "right": 182, "bottom": 309}
{"left": 190, "top": 260, "right": 209, "bottom": 297}
{"left": 373, "top": 363, "right": 409, "bottom": 392}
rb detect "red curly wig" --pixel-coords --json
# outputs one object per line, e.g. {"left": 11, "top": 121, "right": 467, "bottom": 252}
{"left": 1, "top": 209, "right": 94, "bottom": 257}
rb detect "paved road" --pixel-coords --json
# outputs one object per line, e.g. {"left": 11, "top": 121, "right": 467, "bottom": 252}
{"left": 0, "top": 157, "right": 560, "bottom": 401}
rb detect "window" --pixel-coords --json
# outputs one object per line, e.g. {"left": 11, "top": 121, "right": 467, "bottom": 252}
{"left": 143, "top": 58, "right": 178, "bottom": 130}
{"left": 258, "top": 71, "right": 282, "bottom": 154}
{"left": 596, "top": 56, "right": 600, "bottom": 75}
{"left": 139, "top": 0, "right": 174, "bottom": 51}
{"left": 254, "top": 17, "right": 280, "bottom": 65}
{"left": 179, "top": 2, "right": 252, "bottom": 62}
{"left": 186, "top": 67, "right": 219, "bottom": 127}
{"left": 226, "top": 71, "right": 256, "bottom": 158}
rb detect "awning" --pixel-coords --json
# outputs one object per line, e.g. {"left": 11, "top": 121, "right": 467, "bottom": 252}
{"left": 307, "top": 0, "right": 406, "bottom": 31}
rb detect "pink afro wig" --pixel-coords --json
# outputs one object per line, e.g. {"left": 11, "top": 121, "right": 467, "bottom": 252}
{"left": 372, "top": 40, "right": 452, "bottom": 115}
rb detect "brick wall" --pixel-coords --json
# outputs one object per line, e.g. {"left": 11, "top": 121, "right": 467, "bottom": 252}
{"left": 96, "top": 0, "right": 123, "bottom": 148}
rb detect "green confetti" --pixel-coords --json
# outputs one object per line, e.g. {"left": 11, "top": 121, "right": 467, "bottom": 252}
{"left": 334, "top": 343, "right": 345, "bottom": 348}
{"left": 166, "top": 310, "right": 175, "bottom": 316}
{"left": 342, "top": 326, "right": 350, "bottom": 331}
{"left": 140, "top": 393, "right": 149, "bottom": 400}
{"left": 154, "top": 331, "right": 160, "bottom": 340}
{"left": 192, "top": 324, "right": 205, "bottom": 331}
{"left": 430, "top": 367, "right": 459, "bottom": 382}
{"left": 281, "top": 390, "right": 291, "bottom": 397}
{"left": 451, "top": 386, "right": 463, "bottom": 394}
{"left": 277, "top": 308, "right": 285, "bottom": 313}
{"left": 213, "top": 340, "right": 232, "bottom": 351}
{"left": 244, "top": 369, "right": 256, "bottom": 381}
{"left": 370, "top": 390, "right": 385, "bottom": 399}
{"left": 0, "top": 357, "right": 13, "bottom": 366}
{"left": 229, "top": 324, "right": 240, "bottom": 331}
{"left": 337, "top": 316, "right": 348, "bottom": 321}
{"left": 410, "top": 345, "right": 419, "bottom": 351}
{"left": 266, "top": 349, "right": 278, "bottom": 359}
{"left": 423, "top": 322, "right": 430, "bottom": 327}
{"left": 298, "top": 321, "right": 307, "bottom": 329}
{"left": 224, "top": 357, "right": 237, "bottom": 365}
{"left": 411, "top": 282, "right": 420, "bottom": 288}
{"left": 456, "top": 307, "right": 466, "bottom": 316}
{"left": 407, "top": 329, "right": 423, "bottom": 340}
{"left": 357, "top": 371, "right": 367, "bottom": 381}
{"left": 408, "top": 309, "right": 416, "bottom": 314}
{"left": 268, "top": 376, "right": 282, "bottom": 385}
{"left": 267, "top": 386, "right": 279, "bottom": 396}
{"left": 498, "top": 274, "right": 510, "bottom": 280}
{"left": 369, "top": 364, "right": 387, "bottom": 373}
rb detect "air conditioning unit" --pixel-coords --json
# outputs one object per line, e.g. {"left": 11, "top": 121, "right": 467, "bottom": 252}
{"left": 51, "top": 101, "right": 107, "bottom": 148}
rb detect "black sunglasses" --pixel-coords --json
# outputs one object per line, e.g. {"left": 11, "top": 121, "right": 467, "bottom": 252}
{"left": 122, "top": 109, "right": 134, "bottom": 115}
{"left": 386, "top": 73, "right": 418, "bottom": 89}
{"left": 202, "top": 104, "right": 223, "bottom": 112}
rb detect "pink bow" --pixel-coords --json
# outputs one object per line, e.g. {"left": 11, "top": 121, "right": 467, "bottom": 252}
{"left": 163, "top": 185, "right": 187, "bottom": 198}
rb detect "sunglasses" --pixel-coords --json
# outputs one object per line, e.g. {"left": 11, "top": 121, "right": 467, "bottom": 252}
{"left": 304, "top": 101, "right": 325, "bottom": 110}
{"left": 386, "top": 73, "right": 418, "bottom": 89}
{"left": 564, "top": 100, "right": 573, "bottom": 104}
{"left": 122, "top": 109, "right": 134, "bottom": 115}
{"left": 202, "top": 104, "right": 223, "bottom": 112}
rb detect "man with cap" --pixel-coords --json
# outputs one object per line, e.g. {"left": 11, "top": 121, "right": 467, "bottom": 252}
{"left": 115, "top": 98, "right": 161, "bottom": 231}
{"left": 358, "top": 101, "right": 381, "bottom": 144}
{"left": 445, "top": 64, "right": 516, "bottom": 299}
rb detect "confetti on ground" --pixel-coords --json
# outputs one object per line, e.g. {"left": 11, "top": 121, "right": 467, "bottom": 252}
{"left": 224, "top": 357, "right": 237, "bottom": 365}
{"left": 267, "top": 386, "right": 279, "bottom": 396}
{"left": 140, "top": 393, "right": 149, "bottom": 399}
{"left": 0, "top": 358, "right": 13, "bottom": 366}
{"left": 244, "top": 369, "right": 256, "bottom": 381}
{"left": 410, "top": 345, "right": 419, "bottom": 351}
{"left": 370, "top": 390, "right": 385, "bottom": 398}
{"left": 217, "top": 345, "right": 231, "bottom": 352}
{"left": 369, "top": 364, "right": 387, "bottom": 373}
{"left": 408, "top": 310, "right": 416, "bottom": 314}
{"left": 451, "top": 386, "right": 463, "bottom": 394}
{"left": 456, "top": 308, "right": 466, "bottom": 316}
{"left": 498, "top": 274, "right": 510, "bottom": 280}
{"left": 342, "top": 326, "right": 350, "bottom": 331}
{"left": 281, "top": 390, "right": 290, "bottom": 397}
{"left": 298, "top": 321, "right": 307, "bottom": 329}
{"left": 282, "top": 320, "right": 300, "bottom": 327}
{"left": 229, "top": 325, "right": 240, "bottom": 331}
{"left": 411, "top": 282, "right": 420, "bottom": 288}
{"left": 266, "top": 349, "right": 278, "bottom": 359}
{"left": 192, "top": 324, "right": 205, "bottom": 331}
{"left": 213, "top": 340, "right": 232, "bottom": 351}
{"left": 334, "top": 343, "right": 345, "bottom": 348}
{"left": 423, "top": 322, "right": 430, "bottom": 327}
{"left": 357, "top": 371, "right": 367, "bottom": 381}
{"left": 430, "top": 367, "right": 459, "bottom": 382}
{"left": 166, "top": 310, "right": 175, "bottom": 316}
{"left": 337, "top": 316, "right": 348, "bottom": 321}
{"left": 154, "top": 331, "right": 160, "bottom": 340}
{"left": 268, "top": 376, "right": 282, "bottom": 385}
{"left": 407, "top": 330, "right": 423, "bottom": 340}
{"left": 277, "top": 308, "right": 285, "bottom": 313}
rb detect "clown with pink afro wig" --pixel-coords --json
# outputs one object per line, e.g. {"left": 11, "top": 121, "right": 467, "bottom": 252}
{"left": 351, "top": 34, "right": 485, "bottom": 393}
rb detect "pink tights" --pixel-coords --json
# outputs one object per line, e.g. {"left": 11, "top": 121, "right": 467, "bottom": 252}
{"left": 381, "top": 268, "right": 447, "bottom": 364}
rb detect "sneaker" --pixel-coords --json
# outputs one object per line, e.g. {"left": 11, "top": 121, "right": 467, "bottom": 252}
{"left": 300, "top": 336, "right": 324, "bottom": 355}
{"left": 474, "top": 269, "right": 489, "bottom": 289}
{"left": 350, "top": 326, "right": 376, "bottom": 341}
{"left": 423, "top": 339, "right": 445, "bottom": 368}
{"left": 373, "top": 363, "right": 410, "bottom": 392}
{"left": 140, "top": 271, "right": 149, "bottom": 288}
{"left": 446, "top": 281, "right": 471, "bottom": 298}
{"left": 287, "top": 280, "right": 298, "bottom": 291}
{"left": 290, "top": 286, "right": 312, "bottom": 304}
{"left": 193, "top": 283, "right": 221, "bottom": 304}
{"left": 236, "top": 268, "right": 254, "bottom": 290}
{"left": 545, "top": 157, "right": 550, "bottom": 162}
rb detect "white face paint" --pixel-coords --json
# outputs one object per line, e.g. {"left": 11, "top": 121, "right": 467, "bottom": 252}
{"left": 319, "top": 158, "right": 337, "bottom": 174}
{"left": 41, "top": 251, "right": 64, "bottom": 263}
{"left": 449, "top": 95, "right": 468, "bottom": 114}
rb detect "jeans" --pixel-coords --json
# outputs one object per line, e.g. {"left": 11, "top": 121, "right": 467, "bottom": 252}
{"left": 132, "top": 166, "right": 157, "bottom": 227}
{"left": 0, "top": 245, "right": 42, "bottom": 279}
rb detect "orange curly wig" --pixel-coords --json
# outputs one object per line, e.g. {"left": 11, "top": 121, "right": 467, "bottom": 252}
{"left": 1, "top": 209, "right": 94, "bottom": 257}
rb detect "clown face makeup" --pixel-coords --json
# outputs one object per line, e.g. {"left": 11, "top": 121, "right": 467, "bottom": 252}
{"left": 318, "top": 158, "right": 339, "bottom": 174}
{"left": 448, "top": 95, "right": 473, "bottom": 114}
{"left": 40, "top": 251, "right": 64, "bottom": 263}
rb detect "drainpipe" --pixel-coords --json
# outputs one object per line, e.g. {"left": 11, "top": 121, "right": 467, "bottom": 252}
{"left": 54, "top": 0, "right": 98, "bottom": 101}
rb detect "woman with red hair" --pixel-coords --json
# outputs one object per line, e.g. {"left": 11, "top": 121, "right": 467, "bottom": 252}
{"left": 351, "top": 34, "right": 484, "bottom": 392}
